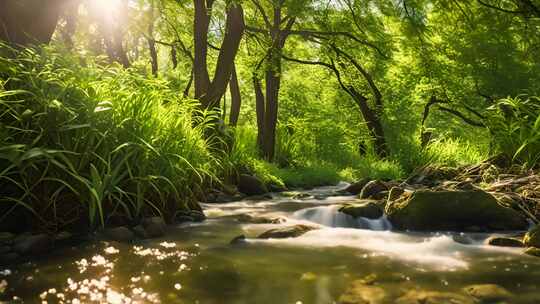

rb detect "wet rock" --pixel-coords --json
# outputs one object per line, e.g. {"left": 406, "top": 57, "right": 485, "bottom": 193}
{"left": 189, "top": 210, "right": 206, "bottom": 222}
{"left": 524, "top": 225, "right": 540, "bottom": 248}
{"left": 175, "top": 215, "right": 195, "bottom": 224}
{"left": 257, "top": 225, "right": 318, "bottom": 239}
{"left": 13, "top": 234, "right": 53, "bottom": 256}
{"left": 359, "top": 180, "right": 388, "bottom": 199}
{"left": 0, "top": 252, "right": 19, "bottom": 265}
{"left": 396, "top": 290, "right": 474, "bottom": 304}
{"left": 344, "top": 178, "right": 371, "bottom": 195}
{"left": 485, "top": 236, "right": 524, "bottom": 248}
{"left": 453, "top": 234, "right": 474, "bottom": 245}
{"left": 102, "top": 227, "right": 135, "bottom": 242}
{"left": 524, "top": 247, "right": 540, "bottom": 257}
{"left": 385, "top": 190, "right": 528, "bottom": 231}
{"left": 230, "top": 235, "right": 247, "bottom": 245}
{"left": 236, "top": 214, "right": 286, "bottom": 224}
{"left": 207, "top": 192, "right": 236, "bottom": 203}
{"left": 282, "top": 191, "right": 312, "bottom": 200}
{"left": 142, "top": 217, "right": 167, "bottom": 238}
{"left": 463, "top": 284, "right": 512, "bottom": 303}
{"left": 339, "top": 201, "right": 383, "bottom": 220}
{"left": 338, "top": 280, "right": 387, "bottom": 304}
{"left": 132, "top": 225, "right": 148, "bottom": 239}
{"left": 237, "top": 174, "right": 268, "bottom": 196}
{"left": 268, "top": 183, "right": 287, "bottom": 193}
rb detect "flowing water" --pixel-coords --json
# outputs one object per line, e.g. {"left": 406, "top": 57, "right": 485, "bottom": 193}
{"left": 2, "top": 184, "right": 540, "bottom": 303}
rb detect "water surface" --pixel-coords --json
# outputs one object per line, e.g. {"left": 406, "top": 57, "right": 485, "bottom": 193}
{"left": 2, "top": 184, "right": 540, "bottom": 303}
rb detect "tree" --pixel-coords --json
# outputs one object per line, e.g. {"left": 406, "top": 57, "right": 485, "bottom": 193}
{"left": 193, "top": 0, "right": 245, "bottom": 110}
{"left": 0, "top": 0, "right": 67, "bottom": 46}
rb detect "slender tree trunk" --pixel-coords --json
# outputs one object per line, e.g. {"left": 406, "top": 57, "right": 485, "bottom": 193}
{"left": 171, "top": 47, "right": 178, "bottom": 69}
{"left": 229, "top": 65, "right": 242, "bottom": 126}
{"left": 254, "top": 76, "right": 265, "bottom": 152}
{"left": 199, "top": 4, "right": 245, "bottom": 109}
{"left": 147, "top": 0, "right": 158, "bottom": 76}
{"left": 0, "top": 0, "right": 66, "bottom": 46}
{"left": 59, "top": 0, "right": 79, "bottom": 49}
{"left": 348, "top": 88, "right": 388, "bottom": 157}
{"left": 193, "top": 0, "right": 212, "bottom": 100}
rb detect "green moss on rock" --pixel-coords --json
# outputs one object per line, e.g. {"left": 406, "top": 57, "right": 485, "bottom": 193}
{"left": 385, "top": 190, "right": 528, "bottom": 231}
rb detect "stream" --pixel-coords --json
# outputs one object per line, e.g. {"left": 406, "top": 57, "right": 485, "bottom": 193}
{"left": 2, "top": 183, "right": 540, "bottom": 303}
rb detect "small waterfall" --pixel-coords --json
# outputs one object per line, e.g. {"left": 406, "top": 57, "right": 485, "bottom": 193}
{"left": 293, "top": 205, "right": 392, "bottom": 231}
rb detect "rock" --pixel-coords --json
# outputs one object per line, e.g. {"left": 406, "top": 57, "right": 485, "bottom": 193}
{"left": 102, "top": 227, "right": 135, "bottom": 242}
{"left": 385, "top": 190, "right": 529, "bottom": 231}
{"left": 142, "top": 217, "right": 167, "bottom": 238}
{"left": 524, "top": 247, "right": 540, "bottom": 257}
{"left": 132, "top": 225, "right": 148, "bottom": 239}
{"left": 175, "top": 215, "right": 195, "bottom": 224}
{"left": 0, "top": 252, "right": 20, "bottom": 265}
{"left": 244, "top": 194, "right": 273, "bottom": 201}
{"left": 257, "top": 225, "right": 318, "bottom": 239}
{"left": 524, "top": 225, "right": 540, "bottom": 248}
{"left": 485, "top": 236, "right": 524, "bottom": 248}
{"left": 268, "top": 183, "right": 287, "bottom": 192}
{"left": 237, "top": 214, "right": 286, "bottom": 224}
{"left": 237, "top": 174, "right": 268, "bottom": 196}
{"left": 189, "top": 210, "right": 206, "bottom": 222}
{"left": 344, "top": 178, "right": 371, "bottom": 195}
{"left": 230, "top": 235, "right": 247, "bottom": 245}
{"left": 463, "top": 284, "right": 512, "bottom": 303}
{"left": 339, "top": 201, "right": 383, "bottom": 220}
{"left": 13, "top": 234, "right": 53, "bottom": 256}
{"left": 338, "top": 280, "right": 387, "bottom": 304}
{"left": 282, "top": 191, "right": 312, "bottom": 200}
{"left": 396, "top": 290, "right": 474, "bottom": 304}
{"left": 359, "top": 180, "right": 388, "bottom": 199}
{"left": 453, "top": 234, "right": 474, "bottom": 245}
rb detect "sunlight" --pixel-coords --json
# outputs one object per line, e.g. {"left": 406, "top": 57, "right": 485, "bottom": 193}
{"left": 89, "top": 0, "right": 123, "bottom": 15}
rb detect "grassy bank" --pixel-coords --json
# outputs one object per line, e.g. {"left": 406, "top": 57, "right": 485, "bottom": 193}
{"left": 0, "top": 46, "right": 223, "bottom": 233}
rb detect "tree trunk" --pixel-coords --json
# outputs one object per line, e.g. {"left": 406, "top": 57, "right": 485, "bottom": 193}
{"left": 59, "top": 0, "right": 80, "bottom": 49}
{"left": 229, "top": 65, "right": 242, "bottom": 126}
{"left": 147, "top": 0, "right": 158, "bottom": 76}
{"left": 254, "top": 76, "right": 265, "bottom": 152}
{"left": 193, "top": 0, "right": 212, "bottom": 100}
{"left": 348, "top": 88, "right": 388, "bottom": 158}
{"left": 0, "top": 0, "right": 65, "bottom": 46}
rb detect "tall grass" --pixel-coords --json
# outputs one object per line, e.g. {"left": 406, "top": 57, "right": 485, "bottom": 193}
{"left": 485, "top": 95, "right": 540, "bottom": 167}
{"left": 0, "top": 45, "right": 220, "bottom": 233}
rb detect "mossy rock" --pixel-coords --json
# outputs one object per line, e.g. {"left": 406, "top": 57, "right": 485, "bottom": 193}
{"left": 524, "top": 247, "right": 540, "bottom": 257}
{"left": 485, "top": 236, "right": 524, "bottom": 248}
{"left": 344, "top": 178, "right": 371, "bottom": 195}
{"left": 396, "top": 290, "right": 474, "bottom": 304}
{"left": 338, "top": 280, "right": 387, "bottom": 304}
{"left": 339, "top": 201, "right": 383, "bottom": 220}
{"left": 463, "top": 284, "right": 512, "bottom": 303}
{"left": 257, "top": 225, "right": 317, "bottom": 239}
{"left": 524, "top": 225, "right": 540, "bottom": 248}
{"left": 385, "top": 190, "right": 528, "bottom": 231}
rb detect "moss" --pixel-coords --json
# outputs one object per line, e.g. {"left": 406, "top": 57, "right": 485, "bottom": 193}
{"left": 386, "top": 190, "right": 528, "bottom": 231}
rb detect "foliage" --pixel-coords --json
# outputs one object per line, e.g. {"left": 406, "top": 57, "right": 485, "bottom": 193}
{"left": 485, "top": 95, "right": 540, "bottom": 167}
{"left": 0, "top": 45, "right": 219, "bottom": 232}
